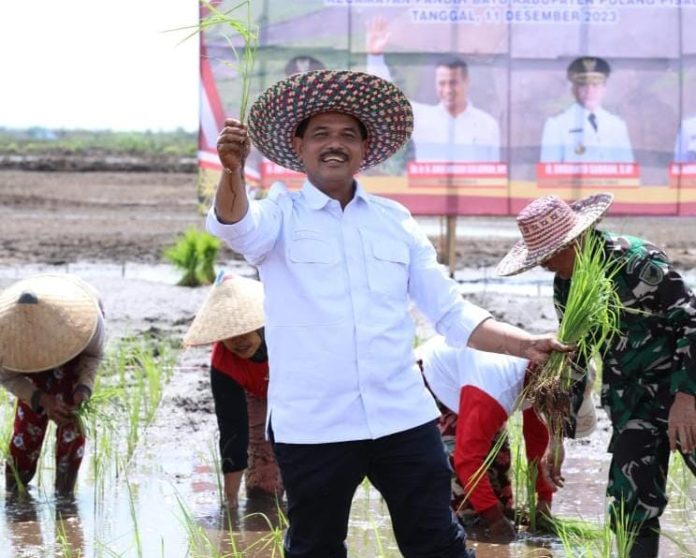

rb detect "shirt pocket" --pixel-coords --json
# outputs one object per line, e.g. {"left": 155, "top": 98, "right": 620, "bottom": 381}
{"left": 287, "top": 237, "right": 345, "bottom": 299}
{"left": 361, "top": 232, "right": 410, "bottom": 298}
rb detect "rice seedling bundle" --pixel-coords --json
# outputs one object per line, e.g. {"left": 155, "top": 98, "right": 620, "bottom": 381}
{"left": 175, "top": 1, "right": 259, "bottom": 122}
{"left": 530, "top": 231, "right": 624, "bottom": 440}
{"left": 73, "top": 386, "right": 124, "bottom": 438}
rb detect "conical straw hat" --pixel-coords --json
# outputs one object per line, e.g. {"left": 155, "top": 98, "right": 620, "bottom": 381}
{"left": 183, "top": 273, "right": 264, "bottom": 347}
{"left": 0, "top": 274, "right": 100, "bottom": 373}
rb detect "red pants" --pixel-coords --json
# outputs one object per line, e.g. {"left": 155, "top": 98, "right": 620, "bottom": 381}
{"left": 6, "top": 367, "right": 85, "bottom": 489}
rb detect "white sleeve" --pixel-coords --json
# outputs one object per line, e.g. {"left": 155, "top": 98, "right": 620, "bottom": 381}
{"left": 366, "top": 54, "right": 392, "bottom": 81}
{"left": 404, "top": 217, "right": 491, "bottom": 347}
{"left": 206, "top": 186, "right": 285, "bottom": 266}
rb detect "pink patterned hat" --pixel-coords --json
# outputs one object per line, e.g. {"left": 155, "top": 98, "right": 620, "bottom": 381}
{"left": 496, "top": 193, "right": 614, "bottom": 277}
{"left": 247, "top": 69, "right": 413, "bottom": 172}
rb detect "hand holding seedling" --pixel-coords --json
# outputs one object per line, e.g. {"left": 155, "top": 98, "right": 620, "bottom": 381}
{"left": 217, "top": 118, "right": 251, "bottom": 174}
{"left": 522, "top": 334, "right": 574, "bottom": 366}
{"left": 39, "top": 392, "right": 73, "bottom": 426}
{"left": 541, "top": 438, "right": 566, "bottom": 490}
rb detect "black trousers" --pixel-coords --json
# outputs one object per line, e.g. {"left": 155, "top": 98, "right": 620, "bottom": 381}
{"left": 272, "top": 421, "right": 474, "bottom": 558}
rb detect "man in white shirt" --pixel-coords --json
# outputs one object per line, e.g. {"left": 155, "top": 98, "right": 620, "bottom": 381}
{"left": 540, "top": 56, "right": 633, "bottom": 163}
{"left": 208, "top": 69, "right": 567, "bottom": 558}
{"left": 674, "top": 116, "right": 696, "bottom": 163}
{"left": 365, "top": 17, "right": 500, "bottom": 162}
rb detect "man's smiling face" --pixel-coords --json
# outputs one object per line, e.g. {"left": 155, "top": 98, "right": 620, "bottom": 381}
{"left": 293, "top": 111, "right": 367, "bottom": 190}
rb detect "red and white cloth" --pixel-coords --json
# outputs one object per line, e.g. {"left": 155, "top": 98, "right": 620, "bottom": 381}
{"left": 417, "top": 336, "right": 553, "bottom": 518}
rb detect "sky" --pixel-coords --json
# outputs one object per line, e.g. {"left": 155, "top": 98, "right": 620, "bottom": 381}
{"left": 0, "top": 0, "right": 200, "bottom": 132}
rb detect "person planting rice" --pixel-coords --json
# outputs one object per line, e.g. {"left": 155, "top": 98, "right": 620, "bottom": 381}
{"left": 0, "top": 274, "right": 105, "bottom": 496}
{"left": 207, "top": 68, "right": 570, "bottom": 558}
{"left": 497, "top": 193, "right": 696, "bottom": 558}
{"left": 417, "top": 335, "right": 596, "bottom": 542}
{"left": 183, "top": 272, "right": 282, "bottom": 507}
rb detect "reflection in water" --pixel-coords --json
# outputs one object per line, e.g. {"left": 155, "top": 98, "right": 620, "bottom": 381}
{"left": 4, "top": 492, "right": 85, "bottom": 558}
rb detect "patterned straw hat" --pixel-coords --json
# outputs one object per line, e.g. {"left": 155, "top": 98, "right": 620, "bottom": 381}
{"left": 0, "top": 274, "right": 101, "bottom": 373}
{"left": 496, "top": 193, "right": 614, "bottom": 277}
{"left": 247, "top": 69, "right": 414, "bottom": 172}
{"left": 183, "top": 273, "right": 264, "bottom": 347}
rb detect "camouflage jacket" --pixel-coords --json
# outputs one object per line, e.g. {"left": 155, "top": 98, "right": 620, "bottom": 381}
{"left": 554, "top": 230, "right": 696, "bottom": 432}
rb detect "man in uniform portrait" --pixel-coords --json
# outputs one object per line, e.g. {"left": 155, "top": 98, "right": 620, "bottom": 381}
{"left": 540, "top": 57, "right": 633, "bottom": 163}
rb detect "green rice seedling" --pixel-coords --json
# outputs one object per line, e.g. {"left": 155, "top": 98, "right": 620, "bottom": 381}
{"left": 609, "top": 499, "right": 640, "bottom": 558}
{"left": 125, "top": 373, "right": 144, "bottom": 465}
{"left": 164, "top": 228, "right": 221, "bottom": 287}
{"left": 173, "top": 1, "right": 259, "bottom": 122}
{"left": 666, "top": 450, "right": 695, "bottom": 512}
{"left": 126, "top": 479, "right": 144, "bottom": 558}
{"left": 73, "top": 385, "right": 124, "bottom": 439}
{"left": 530, "top": 231, "right": 625, "bottom": 443}
{"left": 56, "top": 511, "right": 84, "bottom": 558}
{"left": 0, "top": 398, "right": 28, "bottom": 495}
{"left": 206, "top": 440, "right": 225, "bottom": 506}
{"left": 242, "top": 506, "right": 288, "bottom": 558}
{"left": 176, "top": 493, "right": 234, "bottom": 557}
{"left": 36, "top": 420, "right": 57, "bottom": 489}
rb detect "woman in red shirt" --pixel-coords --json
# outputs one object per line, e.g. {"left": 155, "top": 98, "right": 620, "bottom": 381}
{"left": 184, "top": 273, "right": 282, "bottom": 507}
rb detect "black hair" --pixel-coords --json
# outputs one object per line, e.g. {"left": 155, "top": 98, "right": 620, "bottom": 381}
{"left": 294, "top": 114, "right": 368, "bottom": 140}
{"left": 434, "top": 57, "right": 468, "bottom": 76}
{"left": 284, "top": 55, "right": 326, "bottom": 76}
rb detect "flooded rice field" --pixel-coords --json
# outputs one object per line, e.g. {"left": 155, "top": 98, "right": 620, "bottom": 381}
{"left": 1, "top": 262, "right": 694, "bottom": 558}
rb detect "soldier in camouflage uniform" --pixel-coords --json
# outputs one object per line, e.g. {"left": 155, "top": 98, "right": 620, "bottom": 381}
{"left": 496, "top": 193, "right": 696, "bottom": 558}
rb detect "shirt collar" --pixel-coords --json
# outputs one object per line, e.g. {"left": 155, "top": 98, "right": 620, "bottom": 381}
{"left": 574, "top": 102, "right": 605, "bottom": 118}
{"left": 301, "top": 179, "right": 369, "bottom": 210}
{"left": 437, "top": 100, "right": 474, "bottom": 118}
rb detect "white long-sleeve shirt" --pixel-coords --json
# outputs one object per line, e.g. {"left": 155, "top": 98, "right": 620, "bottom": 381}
{"left": 540, "top": 103, "right": 633, "bottom": 163}
{"left": 207, "top": 180, "right": 491, "bottom": 443}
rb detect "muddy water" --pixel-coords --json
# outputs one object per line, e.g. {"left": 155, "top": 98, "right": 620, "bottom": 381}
{"left": 1, "top": 264, "right": 695, "bottom": 557}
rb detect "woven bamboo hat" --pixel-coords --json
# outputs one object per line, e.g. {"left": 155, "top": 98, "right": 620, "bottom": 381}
{"left": 247, "top": 69, "right": 414, "bottom": 172}
{"left": 0, "top": 274, "right": 101, "bottom": 373}
{"left": 496, "top": 193, "right": 614, "bottom": 277}
{"left": 183, "top": 273, "right": 264, "bottom": 347}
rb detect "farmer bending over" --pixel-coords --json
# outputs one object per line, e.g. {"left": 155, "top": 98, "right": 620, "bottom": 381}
{"left": 418, "top": 335, "right": 595, "bottom": 542}
{"left": 497, "top": 193, "right": 696, "bottom": 558}
{"left": 183, "top": 272, "right": 282, "bottom": 507}
{"left": 0, "top": 274, "right": 105, "bottom": 496}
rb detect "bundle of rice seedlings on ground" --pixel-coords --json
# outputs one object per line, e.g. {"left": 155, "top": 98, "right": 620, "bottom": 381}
{"left": 164, "top": 228, "right": 221, "bottom": 287}
{"left": 73, "top": 386, "right": 124, "bottom": 438}
{"left": 530, "top": 231, "right": 624, "bottom": 441}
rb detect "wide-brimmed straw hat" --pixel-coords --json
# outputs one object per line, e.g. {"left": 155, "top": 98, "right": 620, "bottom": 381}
{"left": 0, "top": 274, "right": 101, "bottom": 373}
{"left": 183, "top": 273, "right": 264, "bottom": 347}
{"left": 247, "top": 69, "right": 414, "bottom": 172}
{"left": 496, "top": 192, "right": 614, "bottom": 277}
